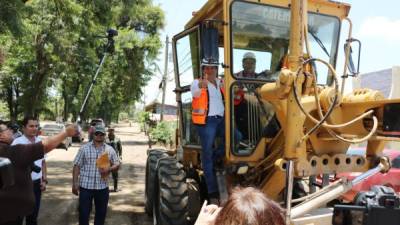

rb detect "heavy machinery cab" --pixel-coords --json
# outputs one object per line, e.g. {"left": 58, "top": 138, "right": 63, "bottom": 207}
{"left": 173, "top": 0, "right": 349, "bottom": 167}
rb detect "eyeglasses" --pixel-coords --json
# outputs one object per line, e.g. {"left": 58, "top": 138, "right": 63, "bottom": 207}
{"left": 94, "top": 132, "right": 105, "bottom": 136}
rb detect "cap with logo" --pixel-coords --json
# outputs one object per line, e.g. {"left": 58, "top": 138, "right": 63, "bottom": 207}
{"left": 201, "top": 58, "right": 219, "bottom": 67}
{"left": 95, "top": 125, "right": 106, "bottom": 134}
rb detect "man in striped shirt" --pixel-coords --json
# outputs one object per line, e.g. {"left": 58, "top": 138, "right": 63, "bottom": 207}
{"left": 72, "top": 125, "right": 120, "bottom": 225}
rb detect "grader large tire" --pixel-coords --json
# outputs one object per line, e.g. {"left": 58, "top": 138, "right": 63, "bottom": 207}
{"left": 145, "top": 149, "right": 168, "bottom": 215}
{"left": 187, "top": 178, "right": 202, "bottom": 223}
{"left": 153, "top": 157, "right": 189, "bottom": 225}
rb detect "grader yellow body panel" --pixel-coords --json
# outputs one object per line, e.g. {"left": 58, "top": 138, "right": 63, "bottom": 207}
{"left": 166, "top": 0, "right": 400, "bottom": 223}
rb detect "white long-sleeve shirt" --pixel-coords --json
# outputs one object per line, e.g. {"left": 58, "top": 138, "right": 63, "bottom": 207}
{"left": 191, "top": 79, "right": 224, "bottom": 117}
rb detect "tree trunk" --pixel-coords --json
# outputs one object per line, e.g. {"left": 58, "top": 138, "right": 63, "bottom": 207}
{"left": 14, "top": 81, "right": 19, "bottom": 121}
{"left": 62, "top": 87, "right": 69, "bottom": 121}
{"left": 24, "top": 33, "right": 49, "bottom": 117}
{"left": 6, "top": 86, "right": 15, "bottom": 122}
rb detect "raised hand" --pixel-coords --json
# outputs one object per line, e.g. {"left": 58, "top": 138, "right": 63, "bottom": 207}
{"left": 65, "top": 124, "right": 78, "bottom": 137}
{"left": 198, "top": 78, "right": 208, "bottom": 89}
{"left": 194, "top": 200, "right": 222, "bottom": 225}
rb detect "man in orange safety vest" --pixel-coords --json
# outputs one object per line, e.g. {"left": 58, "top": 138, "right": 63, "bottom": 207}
{"left": 191, "top": 58, "right": 225, "bottom": 204}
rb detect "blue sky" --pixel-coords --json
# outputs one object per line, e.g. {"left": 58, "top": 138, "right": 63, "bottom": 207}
{"left": 145, "top": 0, "right": 400, "bottom": 105}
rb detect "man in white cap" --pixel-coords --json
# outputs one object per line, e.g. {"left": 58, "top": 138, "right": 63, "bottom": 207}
{"left": 236, "top": 52, "right": 257, "bottom": 78}
{"left": 233, "top": 52, "right": 259, "bottom": 141}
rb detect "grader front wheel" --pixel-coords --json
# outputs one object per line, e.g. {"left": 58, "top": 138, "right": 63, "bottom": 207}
{"left": 145, "top": 149, "right": 168, "bottom": 215}
{"left": 153, "top": 157, "right": 189, "bottom": 225}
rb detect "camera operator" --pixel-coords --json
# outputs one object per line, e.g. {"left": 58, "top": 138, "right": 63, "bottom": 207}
{"left": 0, "top": 122, "right": 77, "bottom": 225}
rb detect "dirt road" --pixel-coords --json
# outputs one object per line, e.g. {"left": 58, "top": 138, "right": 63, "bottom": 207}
{"left": 38, "top": 123, "right": 154, "bottom": 225}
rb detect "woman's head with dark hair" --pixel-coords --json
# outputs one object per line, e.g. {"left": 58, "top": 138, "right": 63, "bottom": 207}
{"left": 214, "top": 187, "right": 285, "bottom": 225}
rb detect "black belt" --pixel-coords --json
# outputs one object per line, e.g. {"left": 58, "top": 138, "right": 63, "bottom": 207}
{"left": 207, "top": 115, "right": 223, "bottom": 119}
{"left": 33, "top": 179, "right": 41, "bottom": 184}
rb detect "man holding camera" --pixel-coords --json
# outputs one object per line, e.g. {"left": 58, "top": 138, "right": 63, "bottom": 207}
{"left": 0, "top": 122, "right": 77, "bottom": 225}
{"left": 11, "top": 116, "right": 45, "bottom": 225}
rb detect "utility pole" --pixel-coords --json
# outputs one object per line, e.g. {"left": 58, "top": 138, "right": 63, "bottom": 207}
{"left": 160, "top": 35, "right": 169, "bottom": 121}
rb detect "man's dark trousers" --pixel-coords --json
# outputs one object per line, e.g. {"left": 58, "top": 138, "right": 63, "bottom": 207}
{"left": 25, "top": 179, "right": 41, "bottom": 225}
{"left": 79, "top": 187, "right": 109, "bottom": 225}
{"left": 196, "top": 116, "right": 225, "bottom": 195}
{"left": 112, "top": 171, "right": 118, "bottom": 191}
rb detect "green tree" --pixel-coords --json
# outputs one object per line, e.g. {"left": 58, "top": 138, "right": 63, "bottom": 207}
{"left": 0, "top": 0, "right": 25, "bottom": 37}
{"left": 0, "top": 0, "right": 164, "bottom": 122}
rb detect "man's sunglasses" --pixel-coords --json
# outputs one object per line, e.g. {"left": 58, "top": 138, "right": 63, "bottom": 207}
{"left": 94, "top": 132, "right": 105, "bottom": 136}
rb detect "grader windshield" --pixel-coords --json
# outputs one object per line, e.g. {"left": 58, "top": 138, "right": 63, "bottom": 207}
{"left": 229, "top": 1, "right": 342, "bottom": 155}
{"left": 231, "top": 1, "right": 340, "bottom": 84}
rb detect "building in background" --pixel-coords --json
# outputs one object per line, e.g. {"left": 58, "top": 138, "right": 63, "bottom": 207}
{"left": 145, "top": 100, "right": 177, "bottom": 121}
{"left": 353, "top": 66, "right": 400, "bottom": 99}
{"left": 352, "top": 66, "right": 400, "bottom": 149}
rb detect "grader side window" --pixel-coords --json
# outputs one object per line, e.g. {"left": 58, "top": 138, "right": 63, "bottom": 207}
{"left": 174, "top": 27, "right": 202, "bottom": 146}
{"left": 176, "top": 28, "right": 200, "bottom": 87}
{"left": 230, "top": 1, "right": 340, "bottom": 84}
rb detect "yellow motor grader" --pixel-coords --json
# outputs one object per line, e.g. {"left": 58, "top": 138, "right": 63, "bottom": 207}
{"left": 145, "top": 0, "right": 400, "bottom": 224}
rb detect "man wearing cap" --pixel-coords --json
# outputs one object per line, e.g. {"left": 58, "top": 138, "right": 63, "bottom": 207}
{"left": 72, "top": 125, "right": 120, "bottom": 225}
{"left": 236, "top": 52, "right": 257, "bottom": 78}
{"left": 191, "top": 58, "right": 225, "bottom": 204}
{"left": 105, "top": 128, "right": 122, "bottom": 192}
{"left": 233, "top": 52, "right": 259, "bottom": 142}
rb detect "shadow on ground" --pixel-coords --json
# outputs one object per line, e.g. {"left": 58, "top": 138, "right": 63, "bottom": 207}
{"left": 121, "top": 140, "right": 150, "bottom": 146}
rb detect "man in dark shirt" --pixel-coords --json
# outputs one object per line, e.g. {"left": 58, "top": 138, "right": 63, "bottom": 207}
{"left": 0, "top": 123, "right": 76, "bottom": 225}
{"left": 106, "top": 128, "right": 122, "bottom": 192}
{"left": 234, "top": 52, "right": 258, "bottom": 142}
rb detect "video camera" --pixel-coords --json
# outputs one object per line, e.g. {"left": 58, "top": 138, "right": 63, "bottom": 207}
{"left": 0, "top": 157, "right": 14, "bottom": 189}
{"left": 106, "top": 28, "right": 118, "bottom": 40}
{"left": 105, "top": 29, "right": 118, "bottom": 53}
{"left": 333, "top": 185, "right": 400, "bottom": 225}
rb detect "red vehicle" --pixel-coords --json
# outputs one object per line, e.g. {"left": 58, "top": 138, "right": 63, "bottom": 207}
{"left": 338, "top": 148, "right": 400, "bottom": 202}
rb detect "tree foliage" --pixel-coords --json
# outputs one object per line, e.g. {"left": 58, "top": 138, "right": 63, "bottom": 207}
{"left": 149, "top": 121, "right": 175, "bottom": 146}
{"left": 0, "top": 0, "right": 164, "bottom": 123}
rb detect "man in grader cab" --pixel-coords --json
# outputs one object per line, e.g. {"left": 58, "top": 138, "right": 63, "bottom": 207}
{"left": 191, "top": 58, "right": 225, "bottom": 205}
{"left": 146, "top": 1, "right": 400, "bottom": 225}
{"left": 236, "top": 52, "right": 257, "bottom": 79}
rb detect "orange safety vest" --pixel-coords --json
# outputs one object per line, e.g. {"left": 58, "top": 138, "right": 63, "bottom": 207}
{"left": 192, "top": 79, "right": 224, "bottom": 125}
